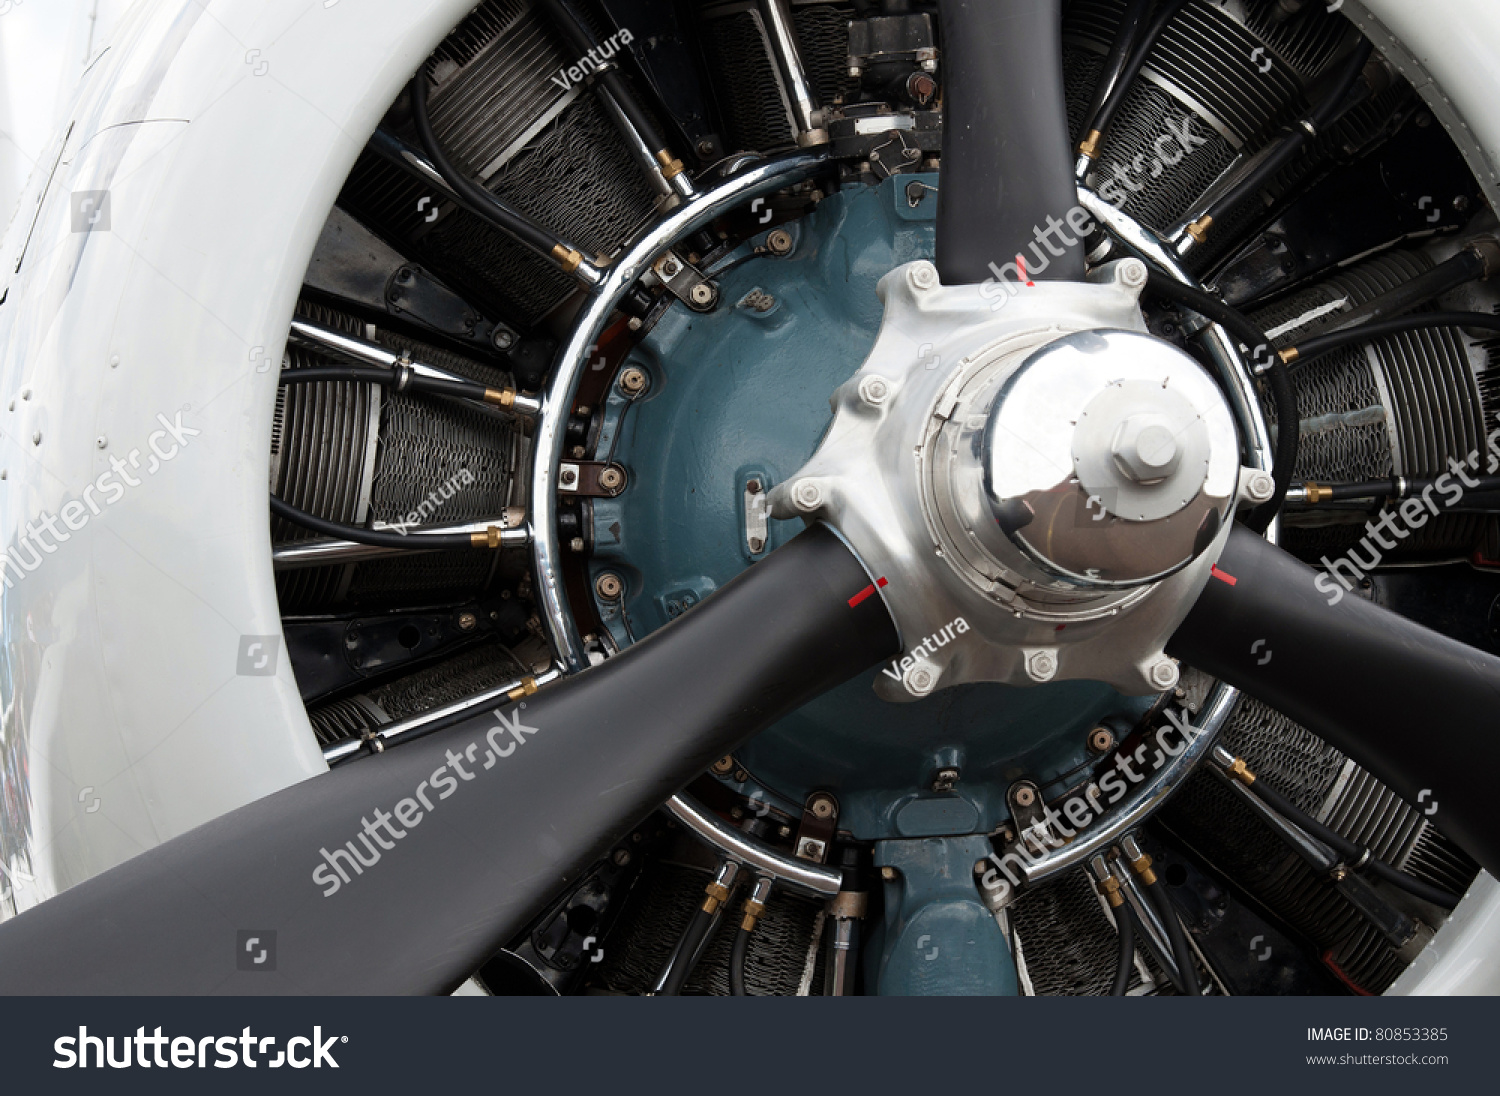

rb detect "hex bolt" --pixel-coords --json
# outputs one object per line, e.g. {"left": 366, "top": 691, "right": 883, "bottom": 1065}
{"left": 618, "top": 367, "right": 649, "bottom": 396}
{"left": 1025, "top": 649, "right": 1057, "bottom": 682}
{"left": 880, "top": 866, "right": 897, "bottom": 882}
{"left": 1118, "top": 258, "right": 1148, "bottom": 289}
{"left": 1088, "top": 727, "right": 1116, "bottom": 754}
{"left": 696, "top": 139, "right": 715, "bottom": 157}
{"left": 858, "top": 374, "right": 891, "bottom": 406}
{"left": 661, "top": 258, "right": 680, "bottom": 277}
{"left": 598, "top": 466, "right": 626, "bottom": 492}
{"left": 808, "top": 793, "right": 837, "bottom": 819}
{"left": 907, "top": 262, "right": 939, "bottom": 291}
{"left": 904, "top": 663, "right": 937, "bottom": 696}
{"left": 491, "top": 328, "right": 516, "bottom": 351}
{"left": 792, "top": 479, "right": 824, "bottom": 512}
{"left": 1246, "top": 470, "right": 1275, "bottom": 503}
{"left": 766, "top": 228, "right": 794, "bottom": 256}
{"left": 689, "top": 283, "right": 716, "bottom": 308}
{"left": 595, "top": 572, "right": 624, "bottom": 601}
{"left": 1150, "top": 658, "right": 1180, "bottom": 690}
{"left": 569, "top": 536, "right": 586, "bottom": 553}
{"left": 458, "top": 612, "right": 478, "bottom": 631}
{"left": 560, "top": 468, "right": 578, "bottom": 487}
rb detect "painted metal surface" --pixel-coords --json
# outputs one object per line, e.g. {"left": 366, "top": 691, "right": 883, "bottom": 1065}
{"left": 0, "top": 0, "right": 479, "bottom": 915}
{"left": 871, "top": 834, "right": 1017, "bottom": 996}
{"left": 592, "top": 177, "right": 1148, "bottom": 840}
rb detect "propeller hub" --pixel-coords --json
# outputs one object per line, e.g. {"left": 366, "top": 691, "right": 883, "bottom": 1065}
{"left": 768, "top": 260, "right": 1263, "bottom": 699}
{"left": 981, "top": 329, "right": 1239, "bottom": 588}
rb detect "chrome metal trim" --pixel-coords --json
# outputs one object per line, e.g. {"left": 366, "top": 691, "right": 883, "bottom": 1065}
{"left": 1019, "top": 661, "right": 1237, "bottom": 884}
{"left": 666, "top": 793, "right": 842, "bottom": 896}
{"left": 531, "top": 150, "right": 828, "bottom": 669}
{"left": 757, "top": 0, "right": 828, "bottom": 146}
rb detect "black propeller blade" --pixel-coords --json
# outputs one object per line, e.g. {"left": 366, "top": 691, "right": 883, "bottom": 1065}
{"left": 0, "top": 524, "right": 898, "bottom": 994}
{"left": 935, "top": 0, "right": 1083, "bottom": 285}
{"left": 1169, "top": 525, "right": 1500, "bottom": 879}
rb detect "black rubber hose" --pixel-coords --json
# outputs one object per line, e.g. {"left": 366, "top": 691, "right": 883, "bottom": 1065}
{"left": 935, "top": 0, "right": 1083, "bottom": 285}
{"left": 270, "top": 495, "right": 482, "bottom": 550}
{"left": 1143, "top": 270, "right": 1297, "bottom": 532}
{"left": 537, "top": 0, "right": 671, "bottom": 158}
{"left": 1298, "top": 475, "right": 1500, "bottom": 503}
{"left": 660, "top": 907, "right": 716, "bottom": 996}
{"left": 729, "top": 923, "right": 753, "bottom": 997}
{"left": 1080, "top": 0, "right": 1153, "bottom": 146}
{"left": 279, "top": 366, "right": 496, "bottom": 405}
{"left": 1085, "top": 0, "right": 1193, "bottom": 143}
{"left": 409, "top": 70, "right": 580, "bottom": 264}
{"left": 1195, "top": 41, "right": 1372, "bottom": 231}
{"left": 279, "top": 364, "right": 401, "bottom": 387}
{"left": 0, "top": 524, "right": 899, "bottom": 993}
{"left": 1144, "top": 879, "right": 1199, "bottom": 995}
{"left": 1111, "top": 903, "right": 1137, "bottom": 996}
{"left": 1168, "top": 524, "right": 1500, "bottom": 880}
{"left": 1246, "top": 778, "right": 1461, "bottom": 908}
{"left": 1287, "top": 311, "right": 1500, "bottom": 366}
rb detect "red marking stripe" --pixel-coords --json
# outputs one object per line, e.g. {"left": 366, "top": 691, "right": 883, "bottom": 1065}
{"left": 1210, "top": 564, "right": 1237, "bottom": 586}
{"left": 1017, "top": 254, "right": 1036, "bottom": 287}
{"left": 848, "top": 576, "right": 889, "bottom": 608}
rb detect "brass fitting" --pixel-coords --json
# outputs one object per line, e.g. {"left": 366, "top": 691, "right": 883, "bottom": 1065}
{"left": 1279, "top": 346, "right": 1301, "bottom": 365}
{"left": 470, "top": 526, "right": 507, "bottom": 549}
{"left": 505, "top": 676, "right": 538, "bottom": 703}
{"left": 1303, "top": 482, "right": 1332, "bottom": 504}
{"left": 1095, "top": 873, "right": 1124, "bottom": 908}
{"left": 829, "top": 891, "right": 869, "bottom": 919}
{"left": 551, "top": 244, "right": 584, "bottom": 273}
{"left": 1186, "top": 214, "right": 1214, "bottom": 244}
{"left": 1227, "top": 756, "right": 1257, "bottom": 787}
{"left": 483, "top": 387, "right": 517, "bottom": 409}
{"left": 656, "top": 149, "right": 686, "bottom": 179}
{"left": 1126, "top": 851, "right": 1157, "bottom": 886}
{"left": 741, "top": 896, "right": 768, "bottom": 932}
{"left": 703, "top": 880, "right": 733, "bottom": 915}
{"left": 1077, "top": 128, "right": 1103, "bottom": 162}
